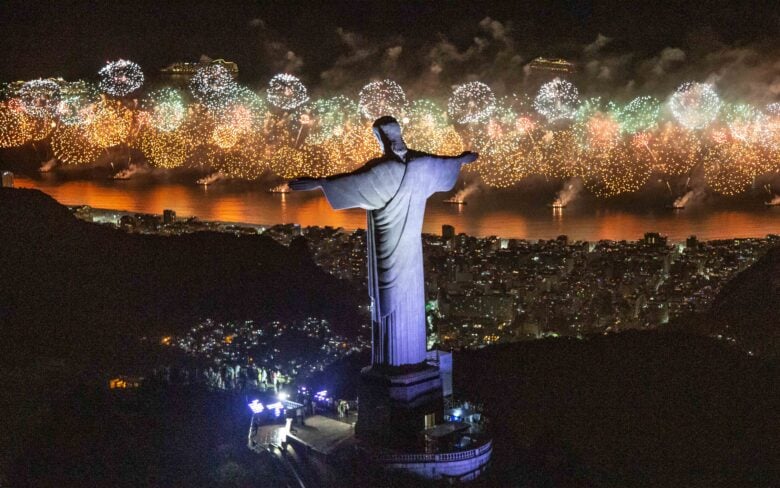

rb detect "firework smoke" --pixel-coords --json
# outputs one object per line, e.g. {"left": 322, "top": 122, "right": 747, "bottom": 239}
{"left": 453, "top": 181, "right": 480, "bottom": 201}
{"left": 552, "top": 177, "right": 584, "bottom": 206}
{"left": 672, "top": 190, "right": 694, "bottom": 208}
{"left": 112, "top": 163, "right": 146, "bottom": 180}
{"left": 39, "top": 157, "right": 58, "bottom": 173}
{"left": 269, "top": 182, "right": 291, "bottom": 193}
{"left": 672, "top": 182, "right": 706, "bottom": 208}
{"left": 196, "top": 172, "right": 223, "bottom": 186}
{"left": 764, "top": 184, "right": 780, "bottom": 205}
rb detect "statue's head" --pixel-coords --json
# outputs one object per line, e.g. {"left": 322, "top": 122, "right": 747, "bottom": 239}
{"left": 372, "top": 116, "right": 408, "bottom": 161}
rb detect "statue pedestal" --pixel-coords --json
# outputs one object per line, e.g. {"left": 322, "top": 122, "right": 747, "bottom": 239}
{"left": 356, "top": 365, "right": 443, "bottom": 447}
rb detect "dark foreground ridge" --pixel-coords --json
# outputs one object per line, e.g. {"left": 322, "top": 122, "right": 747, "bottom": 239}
{"left": 0, "top": 187, "right": 362, "bottom": 365}
{"left": 454, "top": 331, "right": 779, "bottom": 487}
{"left": 706, "top": 245, "right": 780, "bottom": 359}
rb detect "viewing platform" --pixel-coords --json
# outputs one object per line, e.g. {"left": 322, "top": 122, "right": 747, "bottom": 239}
{"left": 377, "top": 437, "right": 493, "bottom": 482}
{"left": 285, "top": 415, "right": 356, "bottom": 458}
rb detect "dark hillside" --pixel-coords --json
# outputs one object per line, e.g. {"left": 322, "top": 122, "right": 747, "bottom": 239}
{"left": 308, "top": 331, "right": 778, "bottom": 486}
{"left": 455, "top": 331, "right": 778, "bottom": 487}
{"left": 706, "top": 245, "right": 780, "bottom": 358}
{"left": 0, "top": 188, "right": 362, "bottom": 366}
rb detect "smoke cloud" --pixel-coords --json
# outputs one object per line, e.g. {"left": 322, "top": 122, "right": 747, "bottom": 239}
{"left": 39, "top": 157, "right": 57, "bottom": 173}
{"left": 554, "top": 178, "right": 584, "bottom": 206}
{"left": 453, "top": 181, "right": 481, "bottom": 201}
{"left": 112, "top": 163, "right": 148, "bottom": 180}
{"left": 281, "top": 18, "right": 780, "bottom": 106}
{"left": 196, "top": 172, "right": 223, "bottom": 186}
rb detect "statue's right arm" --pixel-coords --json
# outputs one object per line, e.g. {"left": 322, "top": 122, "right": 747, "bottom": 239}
{"left": 289, "top": 163, "right": 372, "bottom": 192}
{"left": 289, "top": 177, "right": 322, "bottom": 191}
{"left": 290, "top": 160, "right": 402, "bottom": 210}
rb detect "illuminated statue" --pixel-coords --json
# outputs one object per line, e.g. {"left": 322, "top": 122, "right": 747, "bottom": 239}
{"left": 291, "top": 116, "right": 477, "bottom": 367}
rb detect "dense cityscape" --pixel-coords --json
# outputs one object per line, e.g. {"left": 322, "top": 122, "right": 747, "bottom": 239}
{"left": 74, "top": 205, "right": 776, "bottom": 365}
{"left": 161, "top": 317, "right": 368, "bottom": 392}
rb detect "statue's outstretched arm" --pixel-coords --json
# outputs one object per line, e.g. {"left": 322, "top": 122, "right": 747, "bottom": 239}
{"left": 426, "top": 151, "right": 479, "bottom": 194}
{"left": 290, "top": 160, "right": 403, "bottom": 210}
{"left": 288, "top": 177, "right": 321, "bottom": 191}
{"left": 289, "top": 161, "right": 376, "bottom": 191}
{"left": 449, "top": 151, "right": 479, "bottom": 165}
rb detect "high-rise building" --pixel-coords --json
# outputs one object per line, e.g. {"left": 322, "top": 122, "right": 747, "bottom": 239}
{"left": 686, "top": 235, "right": 699, "bottom": 250}
{"left": 442, "top": 224, "right": 455, "bottom": 240}
{"left": 163, "top": 209, "right": 176, "bottom": 225}
{"left": 643, "top": 232, "right": 667, "bottom": 248}
{"left": 1, "top": 171, "right": 14, "bottom": 188}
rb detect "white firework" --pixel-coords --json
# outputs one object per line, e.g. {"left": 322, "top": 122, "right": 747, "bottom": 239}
{"left": 534, "top": 78, "right": 580, "bottom": 123}
{"left": 358, "top": 79, "right": 407, "bottom": 119}
{"left": 190, "top": 64, "right": 238, "bottom": 111}
{"left": 19, "top": 79, "right": 62, "bottom": 118}
{"left": 98, "top": 59, "right": 144, "bottom": 97}
{"left": 669, "top": 82, "right": 721, "bottom": 130}
{"left": 267, "top": 73, "right": 309, "bottom": 110}
{"left": 447, "top": 81, "right": 497, "bottom": 124}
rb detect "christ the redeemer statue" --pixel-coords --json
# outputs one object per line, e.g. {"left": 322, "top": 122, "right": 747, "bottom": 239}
{"left": 291, "top": 116, "right": 477, "bottom": 368}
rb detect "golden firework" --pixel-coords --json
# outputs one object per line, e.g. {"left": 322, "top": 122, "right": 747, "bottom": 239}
{"left": 51, "top": 125, "right": 103, "bottom": 165}
{"left": 137, "top": 128, "right": 188, "bottom": 169}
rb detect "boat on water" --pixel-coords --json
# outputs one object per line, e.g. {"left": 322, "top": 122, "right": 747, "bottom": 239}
{"left": 443, "top": 197, "right": 466, "bottom": 205}
{"left": 268, "top": 184, "right": 291, "bottom": 194}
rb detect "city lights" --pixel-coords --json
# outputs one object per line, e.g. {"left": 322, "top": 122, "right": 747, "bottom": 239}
{"left": 248, "top": 400, "right": 265, "bottom": 413}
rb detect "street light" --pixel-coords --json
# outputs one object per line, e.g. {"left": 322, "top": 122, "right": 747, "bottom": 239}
{"left": 248, "top": 399, "right": 264, "bottom": 414}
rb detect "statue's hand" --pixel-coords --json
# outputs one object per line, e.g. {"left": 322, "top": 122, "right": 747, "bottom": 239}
{"left": 289, "top": 177, "right": 322, "bottom": 191}
{"left": 458, "top": 151, "right": 479, "bottom": 164}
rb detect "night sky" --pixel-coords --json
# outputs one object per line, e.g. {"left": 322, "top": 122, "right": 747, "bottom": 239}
{"left": 1, "top": 1, "right": 779, "bottom": 100}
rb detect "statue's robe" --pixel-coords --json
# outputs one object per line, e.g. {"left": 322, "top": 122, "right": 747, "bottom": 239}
{"left": 319, "top": 151, "right": 464, "bottom": 367}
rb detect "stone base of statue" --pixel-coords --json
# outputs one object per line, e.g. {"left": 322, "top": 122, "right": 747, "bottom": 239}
{"left": 353, "top": 357, "right": 493, "bottom": 482}
{"left": 355, "top": 364, "right": 443, "bottom": 447}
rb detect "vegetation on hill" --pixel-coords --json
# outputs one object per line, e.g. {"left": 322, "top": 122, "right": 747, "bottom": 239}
{"left": 0, "top": 188, "right": 362, "bottom": 367}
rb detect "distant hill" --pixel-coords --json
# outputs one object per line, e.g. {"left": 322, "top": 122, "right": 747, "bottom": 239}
{"left": 0, "top": 188, "right": 362, "bottom": 367}
{"left": 454, "top": 331, "right": 778, "bottom": 487}
{"left": 705, "top": 245, "right": 780, "bottom": 359}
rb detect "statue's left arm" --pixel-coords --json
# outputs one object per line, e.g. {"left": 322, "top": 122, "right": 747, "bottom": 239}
{"left": 425, "top": 151, "right": 478, "bottom": 194}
